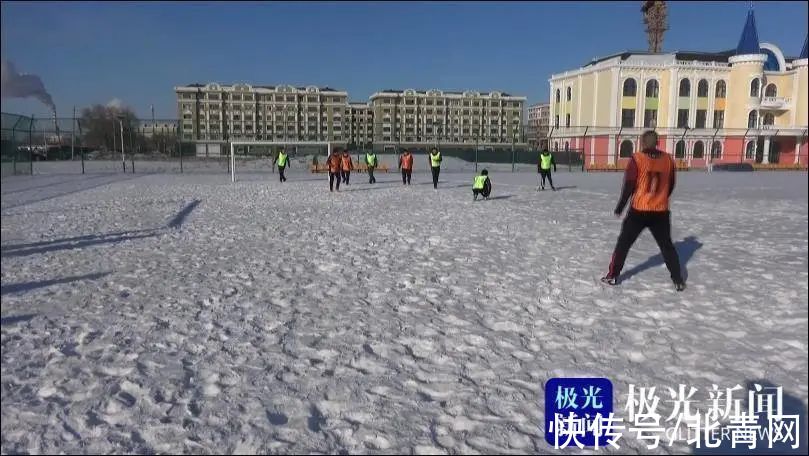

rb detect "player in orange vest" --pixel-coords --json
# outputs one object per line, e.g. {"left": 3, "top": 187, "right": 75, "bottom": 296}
{"left": 601, "top": 130, "right": 686, "bottom": 291}
{"left": 399, "top": 149, "right": 414, "bottom": 185}
{"left": 326, "top": 148, "right": 342, "bottom": 192}
{"left": 340, "top": 149, "right": 354, "bottom": 185}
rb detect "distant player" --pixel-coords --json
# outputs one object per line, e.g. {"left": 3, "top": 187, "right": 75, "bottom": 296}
{"left": 365, "top": 150, "right": 378, "bottom": 184}
{"left": 472, "top": 169, "right": 492, "bottom": 201}
{"left": 429, "top": 148, "right": 442, "bottom": 189}
{"left": 601, "top": 130, "right": 686, "bottom": 291}
{"left": 341, "top": 149, "right": 353, "bottom": 185}
{"left": 273, "top": 148, "right": 289, "bottom": 182}
{"left": 537, "top": 148, "right": 556, "bottom": 191}
{"left": 399, "top": 149, "right": 414, "bottom": 185}
{"left": 326, "top": 148, "right": 342, "bottom": 192}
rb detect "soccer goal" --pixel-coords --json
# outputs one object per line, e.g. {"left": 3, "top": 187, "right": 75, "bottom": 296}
{"left": 228, "top": 140, "right": 333, "bottom": 182}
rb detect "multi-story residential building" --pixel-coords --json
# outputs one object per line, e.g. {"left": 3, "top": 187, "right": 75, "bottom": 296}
{"left": 527, "top": 102, "right": 550, "bottom": 149}
{"left": 175, "top": 84, "right": 526, "bottom": 153}
{"left": 174, "top": 83, "right": 348, "bottom": 154}
{"left": 548, "top": 9, "right": 808, "bottom": 168}
{"left": 347, "top": 102, "right": 373, "bottom": 148}
{"left": 137, "top": 120, "right": 178, "bottom": 138}
{"left": 368, "top": 89, "right": 526, "bottom": 151}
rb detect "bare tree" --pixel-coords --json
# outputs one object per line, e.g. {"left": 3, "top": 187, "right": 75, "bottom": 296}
{"left": 642, "top": 1, "right": 668, "bottom": 53}
{"left": 78, "top": 104, "right": 139, "bottom": 152}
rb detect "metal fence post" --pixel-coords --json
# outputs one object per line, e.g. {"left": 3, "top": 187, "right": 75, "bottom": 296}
{"left": 81, "top": 148, "right": 85, "bottom": 174}
{"left": 511, "top": 140, "right": 515, "bottom": 173}
{"left": 28, "top": 115, "right": 33, "bottom": 175}
{"left": 179, "top": 141, "right": 184, "bottom": 173}
{"left": 475, "top": 138, "right": 479, "bottom": 173}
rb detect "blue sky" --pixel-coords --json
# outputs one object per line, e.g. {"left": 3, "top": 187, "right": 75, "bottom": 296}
{"left": 1, "top": 1, "right": 807, "bottom": 119}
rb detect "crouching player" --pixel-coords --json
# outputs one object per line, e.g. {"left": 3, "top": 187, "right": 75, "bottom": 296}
{"left": 473, "top": 169, "right": 492, "bottom": 201}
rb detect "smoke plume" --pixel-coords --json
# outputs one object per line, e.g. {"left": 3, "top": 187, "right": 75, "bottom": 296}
{"left": 1, "top": 59, "right": 56, "bottom": 112}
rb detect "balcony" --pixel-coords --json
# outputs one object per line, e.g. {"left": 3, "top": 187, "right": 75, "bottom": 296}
{"left": 760, "top": 97, "right": 791, "bottom": 110}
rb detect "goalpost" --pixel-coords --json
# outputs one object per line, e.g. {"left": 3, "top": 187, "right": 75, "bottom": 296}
{"left": 228, "top": 140, "right": 332, "bottom": 182}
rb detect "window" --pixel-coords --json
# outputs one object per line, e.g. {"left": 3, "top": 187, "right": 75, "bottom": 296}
{"left": 566, "top": 87, "right": 572, "bottom": 101}
{"left": 745, "top": 141, "right": 756, "bottom": 160}
{"left": 675, "top": 140, "right": 686, "bottom": 159}
{"left": 645, "top": 80, "right": 659, "bottom": 98}
{"left": 708, "top": 110, "right": 723, "bottom": 129}
{"left": 695, "top": 109, "right": 707, "bottom": 128}
{"left": 711, "top": 141, "right": 722, "bottom": 159}
{"left": 554, "top": 115, "right": 559, "bottom": 128}
{"left": 750, "top": 79, "right": 760, "bottom": 97}
{"left": 622, "top": 78, "right": 637, "bottom": 97}
{"left": 710, "top": 80, "right": 725, "bottom": 99}
{"left": 643, "top": 109, "right": 658, "bottom": 128}
{"left": 748, "top": 110, "right": 758, "bottom": 128}
{"left": 621, "top": 109, "right": 635, "bottom": 127}
{"left": 555, "top": 89, "right": 560, "bottom": 103}
{"left": 763, "top": 113, "right": 774, "bottom": 126}
{"left": 619, "top": 140, "right": 634, "bottom": 158}
{"left": 693, "top": 141, "right": 704, "bottom": 159}
{"left": 765, "top": 84, "right": 777, "bottom": 97}
{"left": 677, "top": 109, "right": 689, "bottom": 128}
{"left": 565, "top": 114, "right": 570, "bottom": 127}
{"left": 697, "top": 80, "right": 709, "bottom": 98}
{"left": 679, "top": 79, "right": 691, "bottom": 97}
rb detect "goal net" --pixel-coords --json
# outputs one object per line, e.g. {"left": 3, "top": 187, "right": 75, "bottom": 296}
{"left": 228, "top": 141, "right": 332, "bottom": 182}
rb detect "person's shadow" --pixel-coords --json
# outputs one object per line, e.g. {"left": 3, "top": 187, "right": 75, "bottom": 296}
{"left": 692, "top": 380, "right": 807, "bottom": 454}
{"left": 620, "top": 235, "right": 703, "bottom": 282}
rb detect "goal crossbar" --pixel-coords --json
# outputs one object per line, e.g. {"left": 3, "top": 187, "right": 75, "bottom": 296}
{"left": 229, "top": 141, "right": 332, "bottom": 182}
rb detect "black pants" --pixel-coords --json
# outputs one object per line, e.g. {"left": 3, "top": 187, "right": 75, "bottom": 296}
{"left": 278, "top": 166, "right": 287, "bottom": 182}
{"left": 342, "top": 170, "right": 351, "bottom": 185}
{"left": 431, "top": 167, "right": 440, "bottom": 189}
{"left": 540, "top": 169, "right": 554, "bottom": 188}
{"left": 401, "top": 169, "right": 412, "bottom": 185}
{"left": 473, "top": 183, "right": 491, "bottom": 198}
{"left": 608, "top": 209, "right": 683, "bottom": 283}
{"left": 368, "top": 166, "right": 376, "bottom": 184}
{"left": 329, "top": 172, "right": 341, "bottom": 191}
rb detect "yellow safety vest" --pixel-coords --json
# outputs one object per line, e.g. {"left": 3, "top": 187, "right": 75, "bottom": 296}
{"left": 473, "top": 175, "right": 487, "bottom": 190}
{"left": 366, "top": 153, "right": 377, "bottom": 166}
{"left": 540, "top": 153, "right": 553, "bottom": 170}
{"left": 278, "top": 153, "right": 288, "bottom": 167}
{"left": 430, "top": 152, "right": 442, "bottom": 168}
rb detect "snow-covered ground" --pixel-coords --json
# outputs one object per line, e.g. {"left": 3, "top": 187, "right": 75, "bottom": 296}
{"left": 2, "top": 165, "right": 807, "bottom": 454}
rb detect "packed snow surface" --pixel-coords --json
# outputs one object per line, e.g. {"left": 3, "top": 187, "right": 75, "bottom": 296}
{"left": 2, "top": 164, "right": 807, "bottom": 454}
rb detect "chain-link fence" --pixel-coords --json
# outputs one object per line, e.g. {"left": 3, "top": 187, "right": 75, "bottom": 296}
{"left": 3, "top": 114, "right": 806, "bottom": 176}
{"left": 1, "top": 113, "right": 35, "bottom": 176}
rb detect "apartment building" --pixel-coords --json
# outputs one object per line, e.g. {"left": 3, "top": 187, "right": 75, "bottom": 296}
{"left": 368, "top": 89, "right": 526, "bottom": 149}
{"left": 137, "top": 120, "right": 178, "bottom": 138}
{"left": 527, "top": 102, "right": 550, "bottom": 149}
{"left": 174, "top": 83, "right": 348, "bottom": 144}
{"left": 175, "top": 84, "right": 526, "bottom": 153}
{"left": 347, "top": 102, "right": 374, "bottom": 147}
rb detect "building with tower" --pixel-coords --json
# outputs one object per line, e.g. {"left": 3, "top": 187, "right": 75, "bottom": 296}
{"left": 548, "top": 7, "right": 808, "bottom": 168}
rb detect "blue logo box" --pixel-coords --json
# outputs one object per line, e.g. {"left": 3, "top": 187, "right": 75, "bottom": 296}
{"left": 544, "top": 377, "right": 614, "bottom": 447}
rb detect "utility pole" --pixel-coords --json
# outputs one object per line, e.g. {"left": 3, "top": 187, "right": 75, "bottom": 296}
{"left": 71, "top": 106, "right": 76, "bottom": 161}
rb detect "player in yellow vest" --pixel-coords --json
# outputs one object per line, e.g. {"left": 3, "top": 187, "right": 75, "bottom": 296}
{"left": 273, "top": 148, "right": 289, "bottom": 182}
{"left": 429, "top": 148, "right": 442, "bottom": 190}
{"left": 537, "top": 149, "right": 556, "bottom": 191}
{"left": 365, "top": 151, "right": 378, "bottom": 184}
{"left": 472, "top": 169, "right": 492, "bottom": 201}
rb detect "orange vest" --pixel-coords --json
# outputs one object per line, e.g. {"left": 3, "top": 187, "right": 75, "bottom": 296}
{"left": 327, "top": 154, "right": 341, "bottom": 173}
{"left": 401, "top": 154, "right": 413, "bottom": 170}
{"left": 340, "top": 154, "right": 353, "bottom": 171}
{"left": 631, "top": 151, "right": 674, "bottom": 211}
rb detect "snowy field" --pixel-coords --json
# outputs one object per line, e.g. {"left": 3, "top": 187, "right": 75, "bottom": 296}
{"left": 1, "top": 164, "right": 807, "bottom": 454}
